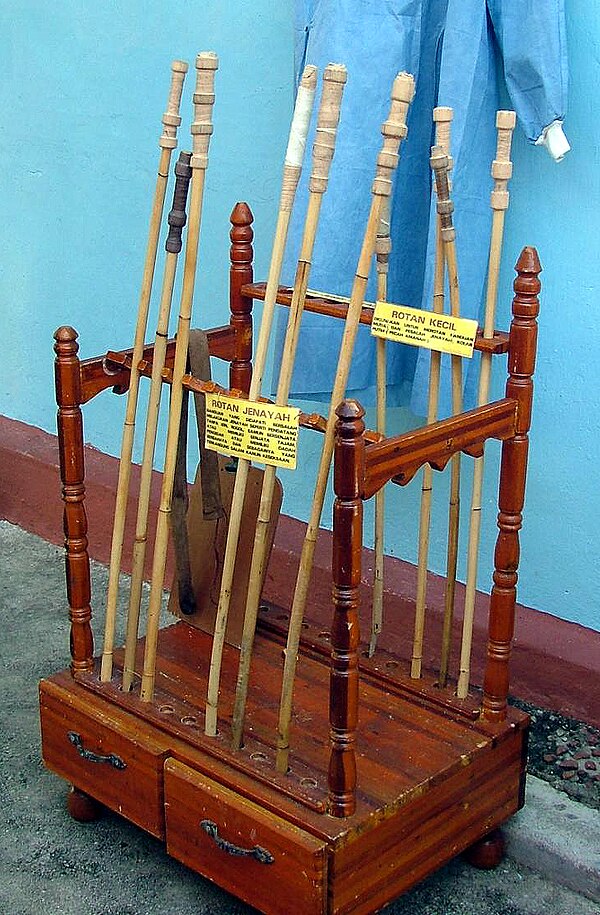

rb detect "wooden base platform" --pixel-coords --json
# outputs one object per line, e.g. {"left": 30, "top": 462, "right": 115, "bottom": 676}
{"left": 40, "top": 619, "right": 528, "bottom": 914}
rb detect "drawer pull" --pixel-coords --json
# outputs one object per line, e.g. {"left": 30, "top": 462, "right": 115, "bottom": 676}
{"left": 200, "top": 819, "right": 274, "bottom": 865}
{"left": 67, "top": 731, "right": 127, "bottom": 770}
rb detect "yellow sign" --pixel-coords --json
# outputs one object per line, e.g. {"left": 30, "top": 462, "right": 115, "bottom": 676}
{"left": 205, "top": 394, "right": 300, "bottom": 469}
{"left": 371, "top": 301, "right": 478, "bottom": 358}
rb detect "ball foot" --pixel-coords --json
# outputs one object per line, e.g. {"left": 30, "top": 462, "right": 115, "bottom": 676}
{"left": 463, "top": 828, "right": 505, "bottom": 870}
{"left": 67, "top": 786, "right": 102, "bottom": 822}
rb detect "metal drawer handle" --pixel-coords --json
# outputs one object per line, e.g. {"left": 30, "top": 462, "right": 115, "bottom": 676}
{"left": 67, "top": 731, "right": 127, "bottom": 770}
{"left": 200, "top": 819, "right": 274, "bottom": 865}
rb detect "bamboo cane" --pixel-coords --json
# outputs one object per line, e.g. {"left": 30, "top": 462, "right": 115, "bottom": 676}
{"left": 275, "top": 72, "right": 415, "bottom": 773}
{"left": 411, "top": 108, "right": 453, "bottom": 679}
{"left": 100, "top": 60, "right": 188, "bottom": 683}
{"left": 456, "top": 110, "right": 516, "bottom": 699}
{"left": 137, "top": 53, "right": 219, "bottom": 701}
{"left": 204, "top": 65, "right": 318, "bottom": 735}
{"left": 230, "top": 64, "right": 347, "bottom": 751}
{"left": 428, "top": 144, "right": 464, "bottom": 689}
{"left": 121, "top": 149, "right": 193, "bottom": 691}
{"left": 368, "top": 195, "right": 391, "bottom": 657}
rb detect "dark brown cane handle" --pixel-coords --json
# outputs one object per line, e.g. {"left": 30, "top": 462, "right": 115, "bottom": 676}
{"left": 166, "top": 151, "right": 193, "bottom": 253}
{"left": 200, "top": 820, "right": 275, "bottom": 864}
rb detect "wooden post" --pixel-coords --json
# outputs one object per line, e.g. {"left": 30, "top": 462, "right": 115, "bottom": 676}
{"left": 482, "top": 247, "right": 541, "bottom": 721}
{"left": 228, "top": 202, "right": 254, "bottom": 395}
{"left": 328, "top": 399, "right": 365, "bottom": 818}
{"left": 54, "top": 326, "right": 94, "bottom": 674}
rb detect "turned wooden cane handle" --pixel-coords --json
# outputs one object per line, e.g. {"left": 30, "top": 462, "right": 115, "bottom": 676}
{"left": 430, "top": 146, "right": 455, "bottom": 242}
{"left": 281, "top": 64, "right": 318, "bottom": 210}
{"left": 160, "top": 60, "right": 188, "bottom": 150}
{"left": 433, "top": 106, "right": 453, "bottom": 167}
{"left": 165, "top": 151, "right": 193, "bottom": 253}
{"left": 191, "top": 51, "right": 218, "bottom": 170}
{"left": 372, "top": 72, "right": 415, "bottom": 198}
{"left": 491, "top": 110, "right": 516, "bottom": 212}
{"left": 309, "top": 63, "right": 347, "bottom": 194}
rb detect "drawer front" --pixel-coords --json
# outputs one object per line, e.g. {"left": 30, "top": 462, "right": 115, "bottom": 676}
{"left": 40, "top": 679, "right": 166, "bottom": 838}
{"left": 164, "top": 759, "right": 328, "bottom": 915}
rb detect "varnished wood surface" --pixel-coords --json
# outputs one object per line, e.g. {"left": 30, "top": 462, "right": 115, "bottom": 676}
{"left": 79, "top": 326, "right": 237, "bottom": 405}
{"left": 46, "top": 621, "right": 527, "bottom": 842}
{"left": 362, "top": 398, "right": 518, "bottom": 498}
{"left": 482, "top": 247, "right": 541, "bottom": 721}
{"left": 165, "top": 761, "right": 328, "bottom": 915}
{"left": 40, "top": 678, "right": 168, "bottom": 838}
{"left": 40, "top": 624, "right": 528, "bottom": 913}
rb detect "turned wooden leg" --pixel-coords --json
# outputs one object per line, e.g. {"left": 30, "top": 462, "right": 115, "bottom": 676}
{"left": 463, "top": 828, "right": 506, "bottom": 870}
{"left": 67, "top": 786, "right": 103, "bottom": 823}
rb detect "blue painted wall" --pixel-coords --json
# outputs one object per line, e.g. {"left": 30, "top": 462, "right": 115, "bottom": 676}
{"left": 1, "top": 2, "right": 598, "bottom": 632}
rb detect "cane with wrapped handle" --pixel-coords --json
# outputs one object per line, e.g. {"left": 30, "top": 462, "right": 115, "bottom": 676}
{"left": 204, "top": 65, "right": 318, "bottom": 735}
{"left": 230, "top": 64, "right": 347, "bottom": 751}
{"left": 457, "top": 110, "right": 516, "bottom": 699}
{"left": 100, "top": 61, "right": 188, "bottom": 683}
{"left": 275, "top": 72, "right": 415, "bottom": 773}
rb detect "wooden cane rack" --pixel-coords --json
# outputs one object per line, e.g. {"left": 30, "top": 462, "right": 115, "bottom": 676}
{"left": 40, "top": 201, "right": 540, "bottom": 914}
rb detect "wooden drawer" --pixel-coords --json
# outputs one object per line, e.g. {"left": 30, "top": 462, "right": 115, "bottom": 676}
{"left": 39, "top": 678, "right": 167, "bottom": 838}
{"left": 164, "top": 759, "right": 328, "bottom": 915}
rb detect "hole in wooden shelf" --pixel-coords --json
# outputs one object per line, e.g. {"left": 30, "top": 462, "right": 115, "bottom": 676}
{"left": 181, "top": 715, "right": 198, "bottom": 726}
{"left": 259, "top": 604, "right": 269, "bottom": 613}
{"left": 385, "top": 660, "right": 399, "bottom": 670}
{"left": 318, "top": 631, "right": 330, "bottom": 640}
{"left": 250, "top": 751, "right": 268, "bottom": 762}
{"left": 301, "top": 622, "right": 310, "bottom": 630}
{"left": 276, "top": 614, "right": 289, "bottom": 621}
{"left": 159, "top": 704, "right": 175, "bottom": 714}
{"left": 300, "top": 777, "right": 318, "bottom": 789}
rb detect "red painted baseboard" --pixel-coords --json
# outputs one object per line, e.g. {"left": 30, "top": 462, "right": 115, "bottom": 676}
{"left": 2, "top": 414, "right": 599, "bottom": 727}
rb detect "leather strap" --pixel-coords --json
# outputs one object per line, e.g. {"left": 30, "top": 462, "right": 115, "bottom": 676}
{"left": 171, "top": 329, "right": 224, "bottom": 613}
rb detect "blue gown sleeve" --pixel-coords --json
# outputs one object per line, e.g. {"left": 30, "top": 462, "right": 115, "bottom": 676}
{"left": 487, "top": 0, "right": 568, "bottom": 142}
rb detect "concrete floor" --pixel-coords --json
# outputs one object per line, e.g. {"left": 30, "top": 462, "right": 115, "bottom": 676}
{"left": 1, "top": 520, "right": 598, "bottom": 915}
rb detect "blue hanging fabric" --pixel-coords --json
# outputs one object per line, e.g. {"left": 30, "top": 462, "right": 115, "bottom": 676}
{"left": 273, "top": 0, "right": 568, "bottom": 414}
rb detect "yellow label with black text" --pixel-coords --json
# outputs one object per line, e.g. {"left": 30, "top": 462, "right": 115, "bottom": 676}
{"left": 371, "top": 301, "right": 477, "bottom": 357}
{"left": 205, "top": 394, "right": 300, "bottom": 469}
